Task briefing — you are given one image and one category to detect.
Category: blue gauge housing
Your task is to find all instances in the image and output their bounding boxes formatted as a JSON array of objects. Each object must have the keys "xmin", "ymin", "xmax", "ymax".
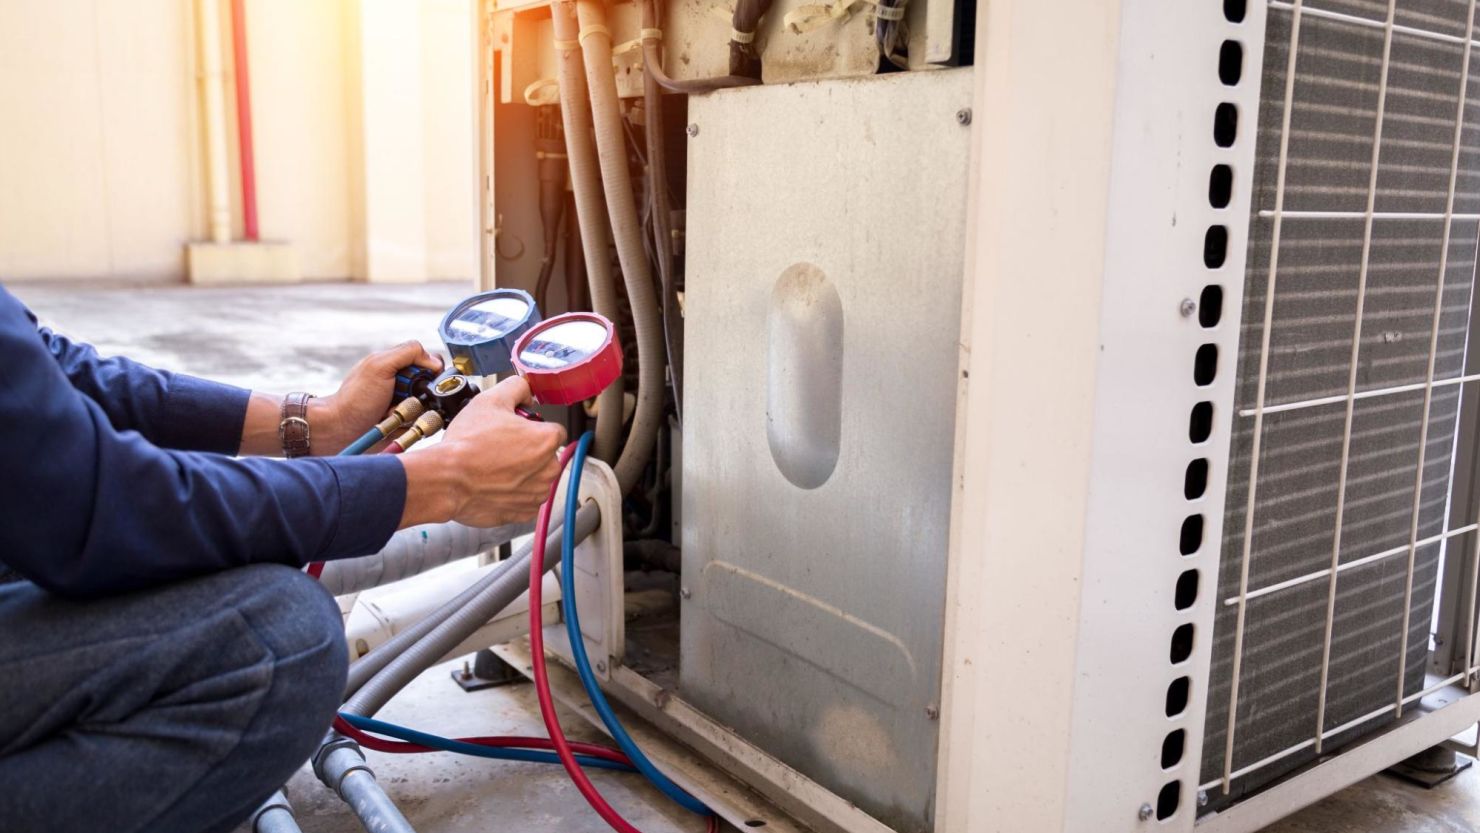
[{"xmin": 437, "ymin": 288, "xmax": 542, "ymax": 377}]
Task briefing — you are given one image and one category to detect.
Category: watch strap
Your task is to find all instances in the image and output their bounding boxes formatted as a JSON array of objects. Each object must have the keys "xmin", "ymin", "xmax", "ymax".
[{"xmin": 279, "ymin": 392, "xmax": 315, "ymax": 458}]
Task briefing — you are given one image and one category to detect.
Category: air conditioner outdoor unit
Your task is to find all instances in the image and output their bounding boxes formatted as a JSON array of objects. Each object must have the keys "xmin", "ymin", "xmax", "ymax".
[{"xmin": 480, "ymin": 1, "xmax": 1480, "ymax": 831}]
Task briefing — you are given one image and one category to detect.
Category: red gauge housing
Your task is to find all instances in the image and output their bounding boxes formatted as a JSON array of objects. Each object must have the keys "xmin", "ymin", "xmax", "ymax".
[{"xmin": 511, "ymin": 312, "xmax": 623, "ymax": 405}]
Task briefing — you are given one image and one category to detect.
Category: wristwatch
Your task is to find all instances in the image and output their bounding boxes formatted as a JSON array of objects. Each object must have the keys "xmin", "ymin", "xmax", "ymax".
[{"xmin": 279, "ymin": 392, "xmax": 315, "ymax": 458}]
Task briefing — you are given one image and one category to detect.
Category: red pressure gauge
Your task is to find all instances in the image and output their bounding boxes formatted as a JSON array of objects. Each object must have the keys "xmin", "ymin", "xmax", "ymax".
[{"xmin": 511, "ymin": 312, "xmax": 623, "ymax": 406}]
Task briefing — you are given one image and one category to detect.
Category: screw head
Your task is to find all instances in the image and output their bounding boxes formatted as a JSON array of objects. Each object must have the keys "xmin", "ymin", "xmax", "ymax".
[
  {"xmin": 680, "ymin": 586, "xmax": 692, "ymax": 599},
  {"xmin": 596, "ymin": 660, "xmax": 607, "ymax": 673},
  {"xmin": 925, "ymin": 705, "xmax": 940, "ymax": 720},
  {"xmin": 1197, "ymin": 790, "xmax": 1209, "ymax": 808},
  {"xmin": 686, "ymin": 123, "xmax": 700, "ymax": 137},
  {"xmin": 1138, "ymin": 803, "xmax": 1154, "ymax": 821},
  {"xmin": 1180, "ymin": 298, "xmax": 1198, "ymax": 317},
  {"xmin": 956, "ymin": 108, "xmax": 973, "ymax": 126}
]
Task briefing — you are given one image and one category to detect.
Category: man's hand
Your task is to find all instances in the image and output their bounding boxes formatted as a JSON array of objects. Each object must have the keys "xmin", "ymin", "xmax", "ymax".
[
  {"xmin": 398, "ymin": 377, "xmax": 567, "ymax": 528},
  {"xmin": 310, "ymin": 341, "xmax": 443, "ymax": 455}
]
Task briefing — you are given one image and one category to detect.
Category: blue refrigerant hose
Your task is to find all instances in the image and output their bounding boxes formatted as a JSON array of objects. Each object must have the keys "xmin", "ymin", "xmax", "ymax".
[
  {"xmin": 339, "ymin": 426, "xmax": 384, "ymax": 456},
  {"xmin": 561, "ymin": 430, "xmax": 711, "ymax": 816},
  {"xmin": 336, "ymin": 712, "xmax": 636, "ymax": 772}
]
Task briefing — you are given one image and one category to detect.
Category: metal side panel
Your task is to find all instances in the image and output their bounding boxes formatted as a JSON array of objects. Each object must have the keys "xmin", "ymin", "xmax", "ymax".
[{"xmin": 680, "ymin": 68, "xmax": 974, "ymax": 833}]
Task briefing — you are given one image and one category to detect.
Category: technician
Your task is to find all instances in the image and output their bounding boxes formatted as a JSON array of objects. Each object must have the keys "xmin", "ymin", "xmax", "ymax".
[{"xmin": 0, "ymin": 285, "xmax": 566, "ymax": 833}]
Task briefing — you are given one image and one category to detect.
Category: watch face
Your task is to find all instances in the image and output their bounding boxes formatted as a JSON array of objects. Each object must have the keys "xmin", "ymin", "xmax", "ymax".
[
  {"xmin": 517, "ymin": 319, "xmax": 609, "ymax": 369},
  {"xmin": 444, "ymin": 295, "xmax": 532, "ymax": 345}
]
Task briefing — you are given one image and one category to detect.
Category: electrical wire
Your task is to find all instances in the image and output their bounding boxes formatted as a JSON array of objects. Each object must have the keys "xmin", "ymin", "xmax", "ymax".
[
  {"xmin": 561, "ymin": 432, "xmax": 707, "ymax": 815},
  {"xmin": 874, "ymin": 0, "xmax": 910, "ymax": 69},
  {"xmin": 639, "ymin": 0, "xmax": 759, "ymax": 95},
  {"xmin": 334, "ymin": 713, "xmax": 635, "ymax": 772}
]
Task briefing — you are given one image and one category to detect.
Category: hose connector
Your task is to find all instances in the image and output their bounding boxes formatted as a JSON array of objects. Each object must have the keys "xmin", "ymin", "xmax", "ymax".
[
  {"xmin": 376, "ymin": 397, "xmax": 425, "ymax": 436},
  {"xmin": 391, "ymin": 410, "xmax": 445, "ymax": 453},
  {"xmin": 432, "ymin": 374, "xmax": 479, "ymax": 423}
]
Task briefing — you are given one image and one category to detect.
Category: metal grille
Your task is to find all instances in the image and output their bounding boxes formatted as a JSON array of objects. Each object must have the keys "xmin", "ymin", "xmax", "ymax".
[{"xmin": 1200, "ymin": 0, "xmax": 1480, "ymax": 807}]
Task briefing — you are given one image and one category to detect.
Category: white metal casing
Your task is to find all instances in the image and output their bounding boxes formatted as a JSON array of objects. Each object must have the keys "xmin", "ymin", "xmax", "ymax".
[{"xmin": 934, "ymin": 1, "xmax": 1263, "ymax": 830}]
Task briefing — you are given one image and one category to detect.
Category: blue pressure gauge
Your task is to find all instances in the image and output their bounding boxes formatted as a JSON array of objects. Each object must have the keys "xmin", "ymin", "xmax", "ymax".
[{"xmin": 437, "ymin": 288, "xmax": 541, "ymax": 377}]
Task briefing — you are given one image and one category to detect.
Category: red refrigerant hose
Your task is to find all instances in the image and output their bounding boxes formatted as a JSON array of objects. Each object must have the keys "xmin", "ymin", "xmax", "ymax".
[{"xmin": 527, "ymin": 444, "xmax": 653, "ymax": 833}]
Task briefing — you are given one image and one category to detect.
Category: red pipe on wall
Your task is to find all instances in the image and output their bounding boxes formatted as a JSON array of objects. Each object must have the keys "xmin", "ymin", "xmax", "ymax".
[{"xmin": 229, "ymin": 0, "xmax": 259, "ymax": 242}]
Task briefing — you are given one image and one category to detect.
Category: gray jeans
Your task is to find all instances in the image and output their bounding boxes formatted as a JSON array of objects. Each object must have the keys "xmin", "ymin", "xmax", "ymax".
[{"xmin": 0, "ymin": 564, "xmax": 347, "ymax": 833}]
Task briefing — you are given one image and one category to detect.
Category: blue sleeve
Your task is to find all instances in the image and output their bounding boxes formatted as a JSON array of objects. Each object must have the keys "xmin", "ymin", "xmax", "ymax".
[
  {"xmin": 0, "ymin": 289, "xmax": 407, "ymax": 599},
  {"xmin": 27, "ymin": 305, "xmax": 251, "ymax": 455}
]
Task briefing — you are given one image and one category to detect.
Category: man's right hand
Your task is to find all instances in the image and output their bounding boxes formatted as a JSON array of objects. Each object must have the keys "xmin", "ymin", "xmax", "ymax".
[{"xmin": 397, "ymin": 376, "xmax": 567, "ymax": 528}]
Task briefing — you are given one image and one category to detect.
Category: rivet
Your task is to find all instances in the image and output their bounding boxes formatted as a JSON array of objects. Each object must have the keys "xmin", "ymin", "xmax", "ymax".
[
  {"xmin": 956, "ymin": 108, "xmax": 972, "ymax": 125},
  {"xmin": 681, "ymin": 586, "xmax": 693, "ymax": 599},
  {"xmin": 925, "ymin": 705, "xmax": 940, "ymax": 720},
  {"xmin": 686, "ymin": 123, "xmax": 700, "ymax": 137},
  {"xmin": 1181, "ymin": 298, "xmax": 1198, "ymax": 317},
  {"xmin": 1138, "ymin": 803, "xmax": 1154, "ymax": 821}
]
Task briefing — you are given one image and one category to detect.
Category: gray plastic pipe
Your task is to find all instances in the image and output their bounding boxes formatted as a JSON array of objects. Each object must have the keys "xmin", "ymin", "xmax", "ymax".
[
  {"xmin": 342, "ymin": 503, "xmax": 602, "ymax": 717},
  {"xmin": 574, "ymin": 0, "xmax": 666, "ymax": 495},
  {"xmin": 250, "ymin": 791, "xmax": 301, "ymax": 833},
  {"xmin": 315, "ymin": 742, "xmax": 416, "ymax": 833},
  {"xmin": 316, "ymin": 520, "xmax": 530, "ymax": 597},
  {"xmin": 551, "ymin": 1, "xmax": 625, "ymax": 465},
  {"xmin": 341, "ymin": 525, "xmax": 549, "ymax": 699}
]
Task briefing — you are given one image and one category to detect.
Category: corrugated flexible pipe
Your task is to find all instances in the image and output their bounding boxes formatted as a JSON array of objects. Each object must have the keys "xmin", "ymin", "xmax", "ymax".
[
  {"xmin": 315, "ymin": 520, "xmax": 531, "ymax": 597},
  {"xmin": 341, "ymin": 524, "xmax": 551, "ymax": 699},
  {"xmin": 573, "ymin": 0, "xmax": 667, "ymax": 495},
  {"xmin": 341, "ymin": 503, "xmax": 602, "ymax": 717},
  {"xmin": 552, "ymin": 2, "xmax": 625, "ymax": 465}
]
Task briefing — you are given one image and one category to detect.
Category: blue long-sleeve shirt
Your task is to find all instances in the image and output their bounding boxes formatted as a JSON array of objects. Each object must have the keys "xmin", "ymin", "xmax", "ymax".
[{"xmin": 0, "ymin": 286, "xmax": 406, "ymax": 598}]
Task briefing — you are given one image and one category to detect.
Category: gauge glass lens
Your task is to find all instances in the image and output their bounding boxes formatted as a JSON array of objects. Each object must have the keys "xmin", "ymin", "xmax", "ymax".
[
  {"xmin": 446, "ymin": 296, "xmax": 530, "ymax": 344},
  {"xmin": 519, "ymin": 320, "xmax": 607, "ymax": 369}
]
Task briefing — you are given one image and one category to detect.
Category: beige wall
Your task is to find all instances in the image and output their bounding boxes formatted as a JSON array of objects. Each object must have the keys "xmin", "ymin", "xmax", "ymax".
[
  {"xmin": 0, "ymin": 0, "xmax": 477, "ymax": 283},
  {"xmin": 0, "ymin": 1, "xmax": 197, "ymax": 280}
]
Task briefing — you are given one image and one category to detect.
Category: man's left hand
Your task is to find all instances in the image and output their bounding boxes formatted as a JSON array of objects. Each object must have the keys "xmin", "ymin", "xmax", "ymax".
[{"xmin": 310, "ymin": 341, "xmax": 443, "ymax": 455}]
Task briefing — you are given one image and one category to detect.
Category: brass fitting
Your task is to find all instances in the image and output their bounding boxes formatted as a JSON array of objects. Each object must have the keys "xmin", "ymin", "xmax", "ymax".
[
  {"xmin": 394, "ymin": 410, "xmax": 445, "ymax": 452},
  {"xmin": 376, "ymin": 397, "xmax": 426, "ymax": 436}
]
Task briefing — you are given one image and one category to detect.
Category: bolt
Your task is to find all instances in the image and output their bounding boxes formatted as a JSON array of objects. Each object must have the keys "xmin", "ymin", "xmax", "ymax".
[
  {"xmin": 686, "ymin": 123, "xmax": 700, "ymax": 137},
  {"xmin": 1180, "ymin": 298, "xmax": 1198, "ymax": 317},
  {"xmin": 1198, "ymin": 790, "xmax": 1209, "ymax": 808},
  {"xmin": 460, "ymin": 660, "xmax": 473, "ymax": 681},
  {"xmin": 681, "ymin": 586, "xmax": 692, "ymax": 599},
  {"xmin": 1138, "ymin": 803, "xmax": 1155, "ymax": 821},
  {"xmin": 925, "ymin": 705, "xmax": 940, "ymax": 720},
  {"xmin": 956, "ymin": 108, "xmax": 973, "ymax": 126}
]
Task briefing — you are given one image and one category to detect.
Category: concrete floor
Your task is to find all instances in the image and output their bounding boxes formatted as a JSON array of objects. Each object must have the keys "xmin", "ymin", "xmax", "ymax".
[{"xmin": 10, "ymin": 278, "xmax": 1480, "ymax": 833}]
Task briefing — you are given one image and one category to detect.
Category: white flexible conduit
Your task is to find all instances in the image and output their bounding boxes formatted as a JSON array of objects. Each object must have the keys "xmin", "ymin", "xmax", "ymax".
[
  {"xmin": 551, "ymin": 1, "xmax": 626, "ymax": 465},
  {"xmin": 571, "ymin": 0, "xmax": 666, "ymax": 494},
  {"xmin": 314, "ymin": 520, "xmax": 530, "ymax": 597}
]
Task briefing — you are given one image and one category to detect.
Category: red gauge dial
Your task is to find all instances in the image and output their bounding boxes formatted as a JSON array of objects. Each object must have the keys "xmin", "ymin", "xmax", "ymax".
[{"xmin": 511, "ymin": 312, "xmax": 623, "ymax": 406}]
